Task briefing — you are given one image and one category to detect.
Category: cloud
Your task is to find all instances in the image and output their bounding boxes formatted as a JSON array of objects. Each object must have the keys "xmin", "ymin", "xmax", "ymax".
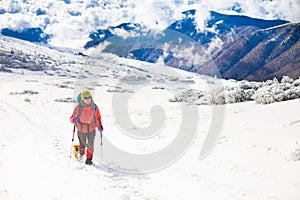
[
  {"xmin": 0, "ymin": 0, "xmax": 299, "ymax": 48},
  {"xmin": 192, "ymin": 4, "xmax": 211, "ymax": 33},
  {"xmin": 0, "ymin": 13, "xmax": 31, "ymax": 31},
  {"xmin": 161, "ymin": 35, "xmax": 223, "ymax": 67},
  {"xmin": 199, "ymin": 0, "xmax": 300, "ymax": 22},
  {"xmin": 110, "ymin": 28, "xmax": 141, "ymax": 39},
  {"xmin": 44, "ymin": 19, "xmax": 92, "ymax": 48},
  {"xmin": 4, "ymin": 0, "xmax": 22, "ymax": 14}
]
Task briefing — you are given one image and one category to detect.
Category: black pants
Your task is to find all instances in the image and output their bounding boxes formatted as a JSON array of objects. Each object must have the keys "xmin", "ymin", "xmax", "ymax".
[{"xmin": 77, "ymin": 130, "xmax": 95, "ymax": 159}]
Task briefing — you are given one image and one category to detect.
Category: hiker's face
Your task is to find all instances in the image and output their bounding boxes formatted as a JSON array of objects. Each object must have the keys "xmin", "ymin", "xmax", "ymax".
[{"xmin": 83, "ymin": 96, "xmax": 92, "ymax": 104}]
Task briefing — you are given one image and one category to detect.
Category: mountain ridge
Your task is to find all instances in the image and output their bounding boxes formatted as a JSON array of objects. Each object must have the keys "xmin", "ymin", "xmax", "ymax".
[
  {"xmin": 81, "ymin": 10, "xmax": 298, "ymax": 81},
  {"xmin": 1, "ymin": 10, "xmax": 298, "ymax": 81},
  {"xmin": 201, "ymin": 21, "xmax": 300, "ymax": 81}
]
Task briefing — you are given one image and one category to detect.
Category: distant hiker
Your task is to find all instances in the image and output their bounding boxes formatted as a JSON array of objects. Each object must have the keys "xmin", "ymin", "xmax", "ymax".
[{"xmin": 70, "ymin": 90, "xmax": 103, "ymax": 165}]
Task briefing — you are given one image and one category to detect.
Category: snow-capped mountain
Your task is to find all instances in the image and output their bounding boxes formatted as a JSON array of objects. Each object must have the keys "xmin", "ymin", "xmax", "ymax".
[
  {"xmin": 1, "ymin": 0, "xmax": 299, "ymax": 82},
  {"xmin": 84, "ymin": 10, "xmax": 288, "ymax": 48},
  {"xmin": 79, "ymin": 11, "xmax": 299, "ymax": 82},
  {"xmin": 81, "ymin": 10, "xmax": 300, "ymax": 82}
]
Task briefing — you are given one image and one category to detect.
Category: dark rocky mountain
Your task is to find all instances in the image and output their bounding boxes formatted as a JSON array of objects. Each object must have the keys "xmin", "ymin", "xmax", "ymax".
[
  {"xmin": 83, "ymin": 10, "xmax": 298, "ymax": 81},
  {"xmin": 200, "ymin": 22, "xmax": 300, "ymax": 81},
  {"xmin": 84, "ymin": 23, "xmax": 141, "ymax": 49},
  {"xmin": 168, "ymin": 10, "xmax": 288, "ymax": 44}
]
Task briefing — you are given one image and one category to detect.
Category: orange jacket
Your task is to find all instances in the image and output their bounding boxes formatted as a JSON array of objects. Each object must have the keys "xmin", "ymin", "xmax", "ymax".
[{"xmin": 70, "ymin": 101, "xmax": 102, "ymax": 133}]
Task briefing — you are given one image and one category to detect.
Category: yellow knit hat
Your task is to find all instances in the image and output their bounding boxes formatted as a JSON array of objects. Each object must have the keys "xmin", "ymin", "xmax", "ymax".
[{"xmin": 81, "ymin": 90, "xmax": 92, "ymax": 99}]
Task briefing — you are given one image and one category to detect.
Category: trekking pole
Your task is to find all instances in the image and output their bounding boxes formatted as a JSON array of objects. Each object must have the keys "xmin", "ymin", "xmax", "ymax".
[
  {"xmin": 100, "ymin": 130, "xmax": 103, "ymax": 145},
  {"xmin": 68, "ymin": 124, "xmax": 76, "ymax": 167},
  {"xmin": 100, "ymin": 129, "xmax": 103, "ymax": 160}
]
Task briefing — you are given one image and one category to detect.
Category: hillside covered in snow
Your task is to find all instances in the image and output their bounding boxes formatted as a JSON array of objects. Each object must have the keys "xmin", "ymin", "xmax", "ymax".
[{"xmin": 0, "ymin": 32, "xmax": 300, "ymax": 200}]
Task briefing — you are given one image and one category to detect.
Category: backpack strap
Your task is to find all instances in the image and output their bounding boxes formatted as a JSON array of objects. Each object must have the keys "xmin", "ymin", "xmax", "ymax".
[
  {"xmin": 76, "ymin": 103, "xmax": 83, "ymax": 131},
  {"xmin": 76, "ymin": 103, "xmax": 83, "ymax": 119},
  {"xmin": 92, "ymin": 103, "xmax": 97, "ymax": 123}
]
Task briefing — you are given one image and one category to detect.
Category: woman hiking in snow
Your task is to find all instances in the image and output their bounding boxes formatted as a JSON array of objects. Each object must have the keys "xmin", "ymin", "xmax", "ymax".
[{"xmin": 70, "ymin": 90, "xmax": 103, "ymax": 165}]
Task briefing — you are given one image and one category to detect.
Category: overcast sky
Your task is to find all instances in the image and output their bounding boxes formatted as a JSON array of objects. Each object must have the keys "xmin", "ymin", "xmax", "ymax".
[{"xmin": 0, "ymin": 0, "xmax": 299, "ymax": 48}]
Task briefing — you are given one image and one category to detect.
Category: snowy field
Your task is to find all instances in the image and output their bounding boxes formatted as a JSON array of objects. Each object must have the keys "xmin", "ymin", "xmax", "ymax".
[{"xmin": 0, "ymin": 36, "xmax": 300, "ymax": 200}]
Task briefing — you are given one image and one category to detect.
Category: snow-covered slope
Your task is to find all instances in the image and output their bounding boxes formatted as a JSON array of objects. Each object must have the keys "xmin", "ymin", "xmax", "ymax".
[{"xmin": 0, "ymin": 35, "xmax": 300, "ymax": 200}]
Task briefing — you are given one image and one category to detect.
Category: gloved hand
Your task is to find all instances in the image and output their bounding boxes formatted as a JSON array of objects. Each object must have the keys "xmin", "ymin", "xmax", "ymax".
[
  {"xmin": 72, "ymin": 117, "xmax": 78, "ymax": 123},
  {"xmin": 98, "ymin": 125, "xmax": 104, "ymax": 132}
]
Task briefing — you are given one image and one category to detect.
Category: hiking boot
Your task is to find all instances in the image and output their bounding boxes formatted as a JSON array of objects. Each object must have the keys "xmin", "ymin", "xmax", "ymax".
[{"xmin": 85, "ymin": 159, "xmax": 93, "ymax": 165}]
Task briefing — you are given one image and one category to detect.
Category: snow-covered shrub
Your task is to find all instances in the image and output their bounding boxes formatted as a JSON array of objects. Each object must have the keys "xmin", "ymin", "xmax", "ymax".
[
  {"xmin": 283, "ymin": 88, "xmax": 298, "ymax": 100},
  {"xmin": 263, "ymin": 79, "xmax": 274, "ymax": 86},
  {"xmin": 272, "ymin": 77, "xmax": 280, "ymax": 84},
  {"xmin": 169, "ymin": 97, "xmax": 180, "ymax": 102},
  {"xmin": 281, "ymin": 82, "xmax": 292, "ymax": 90},
  {"xmin": 24, "ymin": 98, "xmax": 31, "ymax": 103},
  {"xmin": 0, "ymin": 65, "xmax": 13, "ymax": 73},
  {"xmin": 294, "ymin": 87, "xmax": 300, "ymax": 97},
  {"xmin": 236, "ymin": 81, "xmax": 262, "ymax": 102},
  {"xmin": 239, "ymin": 80, "xmax": 262, "ymax": 90},
  {"xmin": 291, "ymin": 149, "xmax": 300, "ymax": 161},
  {"xmin": 54, "ymin": 97, "xmax": 75, "ymax": 103},
  {"xmin": 289, "ymin": 143, "xmax": 300, "ymax": 161},
  {"xmin": 196, "ymin": 95, "xmax": 211, "ymax": 105},
  {"xmin": 211, "ymin": 88, "xmax": 225, "ymax": 105},
  {"xmin": 107, "ymin": 88, "xmax": 130, "ymax": 93},
  {"xmin": 293, "ymin": 78, "xmax": 300, "ymax": 87},
  {"xmin": 252, "ymin": 76, "xmax": 300, "ymax": 104},
  {"xmin": 169, "ymin": 76, "xmax": 179, "ymax": 82},
  {"xmin": 224, "ymin": 88, "xmax": 235, "ymax": 104},
  {"xmin": 239, "ymin": 81, "xmax": 252, "ymax": 90},
  {"xmin": 243, "ymin": 89, "xmax": 256, "ymax": 100},
  {"xmin": 254, "ymin": 89, "xmax": 275, "ymax": 104},
  {"xmin": 169, "ymin": 76, "xmax": 300, "ymax": 105},
  {"xmin": 270, "ymin": 85, "xmax": 284, "ymax": 102},
  {"xmin": 274, "ymin": 92, "xmax": 285, "ymax": 102},
  {"xmin": 281, "ymin": 76, "xmax": 294, "ymax": 84},
  {"xmin": 10, "ymin": 90, "xmax": 39, "ymax": 95},
  {"xmin": 169, "ymin": 95, "xmax": 184, "ymax": 102},
  {"xmin": 152, "ymin": 86, "xmax": 165, "ymax": 90},
  {"xmin": 224, "ymin": 87, "xmax": 244, "ymax": 104},
  {"xmin": 271, "ymin": 85, "xmax": 283, "ymax": 95}
]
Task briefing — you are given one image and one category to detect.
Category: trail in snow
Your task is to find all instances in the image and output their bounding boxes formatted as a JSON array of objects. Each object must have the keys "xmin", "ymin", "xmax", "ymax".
[
  {"xmin": 1, "ymin": 70, "xmax": 300, "ymax": 200},
  {"xmin": 0, "ymin": 73, "xmax": 154, "ymax": 200},
  {"xmin": 0, "ymin": 35, "xmax": 300, "ymax": 200}
]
